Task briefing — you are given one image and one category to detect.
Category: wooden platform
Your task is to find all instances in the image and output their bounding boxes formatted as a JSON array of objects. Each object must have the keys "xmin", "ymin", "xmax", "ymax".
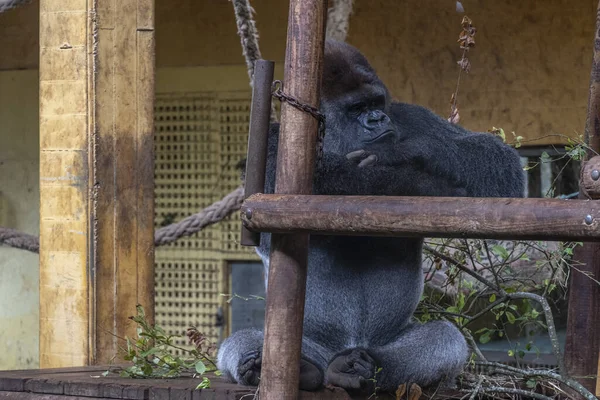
[{"xmin": 0, "ymin": 366, "xmax": 352, "ymax": 400}]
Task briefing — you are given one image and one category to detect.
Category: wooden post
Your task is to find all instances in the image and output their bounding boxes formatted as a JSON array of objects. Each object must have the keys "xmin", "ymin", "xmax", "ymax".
[
  {"xmin": 258, "ymin": 1, "xmax": 327, "ymax": 398},
  {"xmin": 241, "ymin": 60, "xmax": 275, "ymax": 247},
  {"xmin": 39, "ymin": 0, "xmax": 155, "ymax": 367},
  {"xmin": 564, "ymin": 1, "xmax": 600, "ymax": 394}
]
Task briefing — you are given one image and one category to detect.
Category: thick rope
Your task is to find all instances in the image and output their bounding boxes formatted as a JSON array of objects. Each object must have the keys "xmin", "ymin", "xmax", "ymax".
[
  {"xmin": 154, "ymin": 186, "xmax": 245, "ymax": 246},
  {"xmin": 231, "ymin": 0, "xmax": 262, "ymax": 87},
  {"xmin": 326, "ymin": 0, "xmax": 354, "ymax": 42},
  {"xmin": 0, "ymin": 0, "xmax": 30, "ymax": 13},
  {"xmin": 1, "ymin": 186, "xmax": 245, "ymax": 253},
  {"xmin": 231, "ymin": 0, "xmax": 278, "ymax": 122},
  {"xmin": 0, "ymin": 227, "xmax": 39, "ymax": 253}
]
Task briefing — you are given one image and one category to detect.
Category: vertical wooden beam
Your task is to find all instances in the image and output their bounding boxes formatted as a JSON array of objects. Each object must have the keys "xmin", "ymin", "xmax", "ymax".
[
  {"xmin": 565, "ymin": 1, "xmax": 600, "ymax": 395},
  {"xmin": 241, "ymin": 60, "xmax": 275, "ymax": 247},
  {"xmin": 39, "ymin": 0, "xmax": 155, "ymax": 367},
  {"xmin": 94, "ymin": 0, "xmax": 156, "ymax": 364},
  {"xmin": 39, "ymin": 0, "xmax": 94, "ymax": 369},
  {"xmin": 258, "ymin": 1, "xmax": 327, "ymax": 399}
]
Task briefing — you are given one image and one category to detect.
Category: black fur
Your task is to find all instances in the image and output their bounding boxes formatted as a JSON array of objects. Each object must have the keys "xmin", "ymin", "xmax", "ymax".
[{"xmin": 217, "ymin": 40, "xmax": 525, "ymax": 393}]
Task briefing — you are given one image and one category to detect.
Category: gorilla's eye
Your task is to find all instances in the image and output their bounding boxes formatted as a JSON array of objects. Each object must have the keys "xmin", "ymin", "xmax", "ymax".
[{"xmin": 349, "ymin": 102, "xmax": 365, "ymax": 114}]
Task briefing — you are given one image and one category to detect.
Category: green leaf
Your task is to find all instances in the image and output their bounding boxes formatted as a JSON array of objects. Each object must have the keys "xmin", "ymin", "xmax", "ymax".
[
  {"xmin": 195, "ymin": 361, "xmax": 207, "ymax": 375},
  {"xmin": 196, "ymin": 376, "xmax": 211, "ymax": 389},
  {"xmin": 142, "ymin": 363, "xmax": 153, "ymax": 376},
  {"xmin": 140, "ymin": 347, "xmax": 160, "ymax": 358},
  {"xmin": 492, "ymin": 245, "xmax": 509, "ymax": 260},
  {"xmin": 508, "ymin": 350, "xmax": 514, "ymax": 357},
  {"xmin": 479, "ymin": 332, "xmax": 491, "ymax": 344},
  {"xmin": 540, "ymin": 151, "xmax": 551, "ymax": 163},
  {"xmin": 101, "ymin": 370, "xmax": 109, "ymax": 377},
  {"xmin": 489, "ymin": 294, "xmax": 496, "ymax": 303},
  {"xmin": 506, "ymin": 311, "xmax": 516, "ymax": 324},
  {"xmin": 526, "ymin": 379, "xmax": 537, "ymax": 389}
]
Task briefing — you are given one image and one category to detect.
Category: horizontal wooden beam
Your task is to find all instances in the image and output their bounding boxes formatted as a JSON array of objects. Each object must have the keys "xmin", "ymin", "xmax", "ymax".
[{"xmin": 241, "ymin": 194, "xmax": 600, "ymax": 241}]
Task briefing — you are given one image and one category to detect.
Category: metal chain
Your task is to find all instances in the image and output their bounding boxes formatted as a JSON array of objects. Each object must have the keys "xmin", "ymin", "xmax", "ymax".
[{"xmin": 272, "ymin": 80, "xmax": 326, "ymax": 168}]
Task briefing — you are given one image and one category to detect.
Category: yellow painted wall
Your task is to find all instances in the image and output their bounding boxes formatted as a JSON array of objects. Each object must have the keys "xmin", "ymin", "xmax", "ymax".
[
  {"xmin": 0, "ymin": 70, "xmax": 40, "ymax": 369},
  {"xmin": 1, "ymin": 0, "xmax": 595, "ymax": 145}
]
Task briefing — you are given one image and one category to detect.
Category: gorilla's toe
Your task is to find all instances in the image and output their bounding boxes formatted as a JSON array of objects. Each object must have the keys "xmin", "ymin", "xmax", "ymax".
[
  {"xmin": 325, "ymin": 348, "xmax": 377, "ymax": 392},
  {"xmin": 238, "ymin": 350, "xmax": 262, "ymax": 386}
]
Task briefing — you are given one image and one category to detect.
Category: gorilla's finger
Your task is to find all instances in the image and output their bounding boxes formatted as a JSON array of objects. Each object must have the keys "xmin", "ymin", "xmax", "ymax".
[
  {"xmin": 351, "ymin": 362, "xmax": 373, "ymax": 379},
  {"xmin": 329, "ymin": 372, "xmax": 363, "ymax": 390},
  {"xmin": 357, "ymin": 349, "xmax": 376, "ymax": 365},
  {"xmin": 240, "ymin": 350, "xmax": 261, "ymax": 366},
  {"xmin": 346, "ymin": 150, "xmax": 367, "ymax": 161},
  {"xmin": 358, "ymin": 154, "xmax": 378, "ymax": 168}
]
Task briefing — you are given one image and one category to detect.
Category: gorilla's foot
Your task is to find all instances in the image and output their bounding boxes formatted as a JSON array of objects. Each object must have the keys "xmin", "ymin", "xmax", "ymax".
[
  {"xmin": 238, "ymin": 350, "xmax": 323, "ymax": 391},
  {"xmin": 238, "ymin": 350, "xmax": 262, "ymax": 386},
  {"xmin": 299, "ymin": 358, "xmax": 324, "ymax": 391},
  {"xmin": 325, "ymin": 348, "xmax": 377, "ymax": 392}
]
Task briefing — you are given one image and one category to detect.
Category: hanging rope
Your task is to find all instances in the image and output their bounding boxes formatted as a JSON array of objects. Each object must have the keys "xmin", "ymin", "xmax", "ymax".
[
  {"xmin": 231, "ymin": 0, "xmax": 278, "ymax": 122},
  {"xmin": 326, "ymin": 0, "xmax": 354, "ymax": 42},
  {"xmin": 231, "ymin": 0, "xmax": 262, "ymax": 87}
]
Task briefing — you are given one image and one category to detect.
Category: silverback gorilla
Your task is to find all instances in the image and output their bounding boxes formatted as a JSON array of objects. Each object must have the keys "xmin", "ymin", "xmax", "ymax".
[{"xmin": 218, "ymin": 40, "xmax": 525, "ymax": 393}]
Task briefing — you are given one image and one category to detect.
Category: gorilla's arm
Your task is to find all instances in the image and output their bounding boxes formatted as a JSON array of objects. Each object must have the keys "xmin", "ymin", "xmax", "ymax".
[
  {"xmin": 389, "ymin": 102, "xmax": 525, "ymax": 198},
  {"xmin": 264, "ymin": 123, "xmax": 468, "ymax": 198}
]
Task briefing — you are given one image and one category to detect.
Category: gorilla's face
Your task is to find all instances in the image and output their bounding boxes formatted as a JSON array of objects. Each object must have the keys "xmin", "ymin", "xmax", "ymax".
[
  {"xmin": 321, "ymin": 83, "xmax": 396, "ymax": 156},
  {"xmin": 320, "ymin": 40, "xmax": 398, "ymax": 157}
]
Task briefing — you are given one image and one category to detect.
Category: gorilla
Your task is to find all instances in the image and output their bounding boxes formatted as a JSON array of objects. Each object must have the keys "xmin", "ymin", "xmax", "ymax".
[{"xmin": 217, "ymin": 40, "xmax": 525, "ymax": 393}]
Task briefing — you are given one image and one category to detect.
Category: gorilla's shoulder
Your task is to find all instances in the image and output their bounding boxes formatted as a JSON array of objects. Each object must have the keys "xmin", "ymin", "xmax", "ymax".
[{"xmin": 390, "ymin": 102, "xmax": 469, "ymax": 137}]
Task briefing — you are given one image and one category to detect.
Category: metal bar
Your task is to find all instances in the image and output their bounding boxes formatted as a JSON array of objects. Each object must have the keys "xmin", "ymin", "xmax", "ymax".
[
  {"xmin": 242, "ymin": 194, "xmax": 600, "ymax": 242},
  {"xmin": 241, "ymin": 60, "xmax": 275, "ymax": 247},
  {"xmin": 258, "ymin": 0, "xmax": 327, "ymax": 398},
  {"xmin": 565, "ymin": 1, "xmax": 600, "ymax": 394}
]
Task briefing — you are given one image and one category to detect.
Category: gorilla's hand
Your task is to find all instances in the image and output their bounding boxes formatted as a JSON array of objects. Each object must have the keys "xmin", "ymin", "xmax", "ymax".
[
  {"xmin": 346, "ymin": 150, "xmax": 378, "ymax": 168},
  {"xmin": 238, "ymin": 350, "xmax": 323, "ymax": 391},
  {"xmin": 325, "ymin": 348, "xmax": 377, "ymax": 392}
]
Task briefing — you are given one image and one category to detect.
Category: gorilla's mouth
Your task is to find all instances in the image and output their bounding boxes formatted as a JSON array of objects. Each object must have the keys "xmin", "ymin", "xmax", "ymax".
[{"xmin": 365, "ymin": 130, "xmax": 394, "ymax": 143}]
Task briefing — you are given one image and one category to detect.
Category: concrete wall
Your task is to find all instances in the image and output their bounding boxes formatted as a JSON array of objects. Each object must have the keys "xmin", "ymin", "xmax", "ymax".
[{"xmin": 0, "ymin": 70, "xmax": 40, "ymax": 369}]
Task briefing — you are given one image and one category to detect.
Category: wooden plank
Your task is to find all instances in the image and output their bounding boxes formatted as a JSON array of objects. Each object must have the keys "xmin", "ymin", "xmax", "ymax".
[
  {"xmin": 242, "ymin": 194, "xmax": 600, "ymax": 241},
  {"xmin": 258, "ymin": 0, "xmax": 327, "ymax": 399},
  {"xmin": 39, "ymin": 0, "xmax": 155, "ymax": 368},
  {"xmin": 39, "ymin": 0, "xmax": 91, "ymax": 369},
  {"xmin": 0, "ymin": 394, "xmax": 105, "ymax": 400},
  {"xmin": 93, "ymin": 0, "xmax": 156, "ymax": 364}
]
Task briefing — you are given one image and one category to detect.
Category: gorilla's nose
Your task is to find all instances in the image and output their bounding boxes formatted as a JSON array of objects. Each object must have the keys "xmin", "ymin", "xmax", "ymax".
[{"xmin": 367, "ymin": 110, "xmax": 385, "ymax": 123}]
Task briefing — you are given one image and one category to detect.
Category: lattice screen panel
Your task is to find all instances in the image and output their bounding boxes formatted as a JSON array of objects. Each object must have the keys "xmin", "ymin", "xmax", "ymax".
[{"xmin": 154, "ymin": 92, "xmax": 259, "ymax": 353}]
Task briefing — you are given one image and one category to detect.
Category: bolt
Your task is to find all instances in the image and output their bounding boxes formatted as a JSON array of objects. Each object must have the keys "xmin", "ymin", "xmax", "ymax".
[
  {"xmin": 592, "ymin": 170, "xmax": 600, "ymax": 181},
  {"xmin": 585, "ymin": 214, "xmax": 593, "ymax": 225},
  {"xmin": 244, "ymin": 208, "xmax": 253, "ymax": 220}
]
